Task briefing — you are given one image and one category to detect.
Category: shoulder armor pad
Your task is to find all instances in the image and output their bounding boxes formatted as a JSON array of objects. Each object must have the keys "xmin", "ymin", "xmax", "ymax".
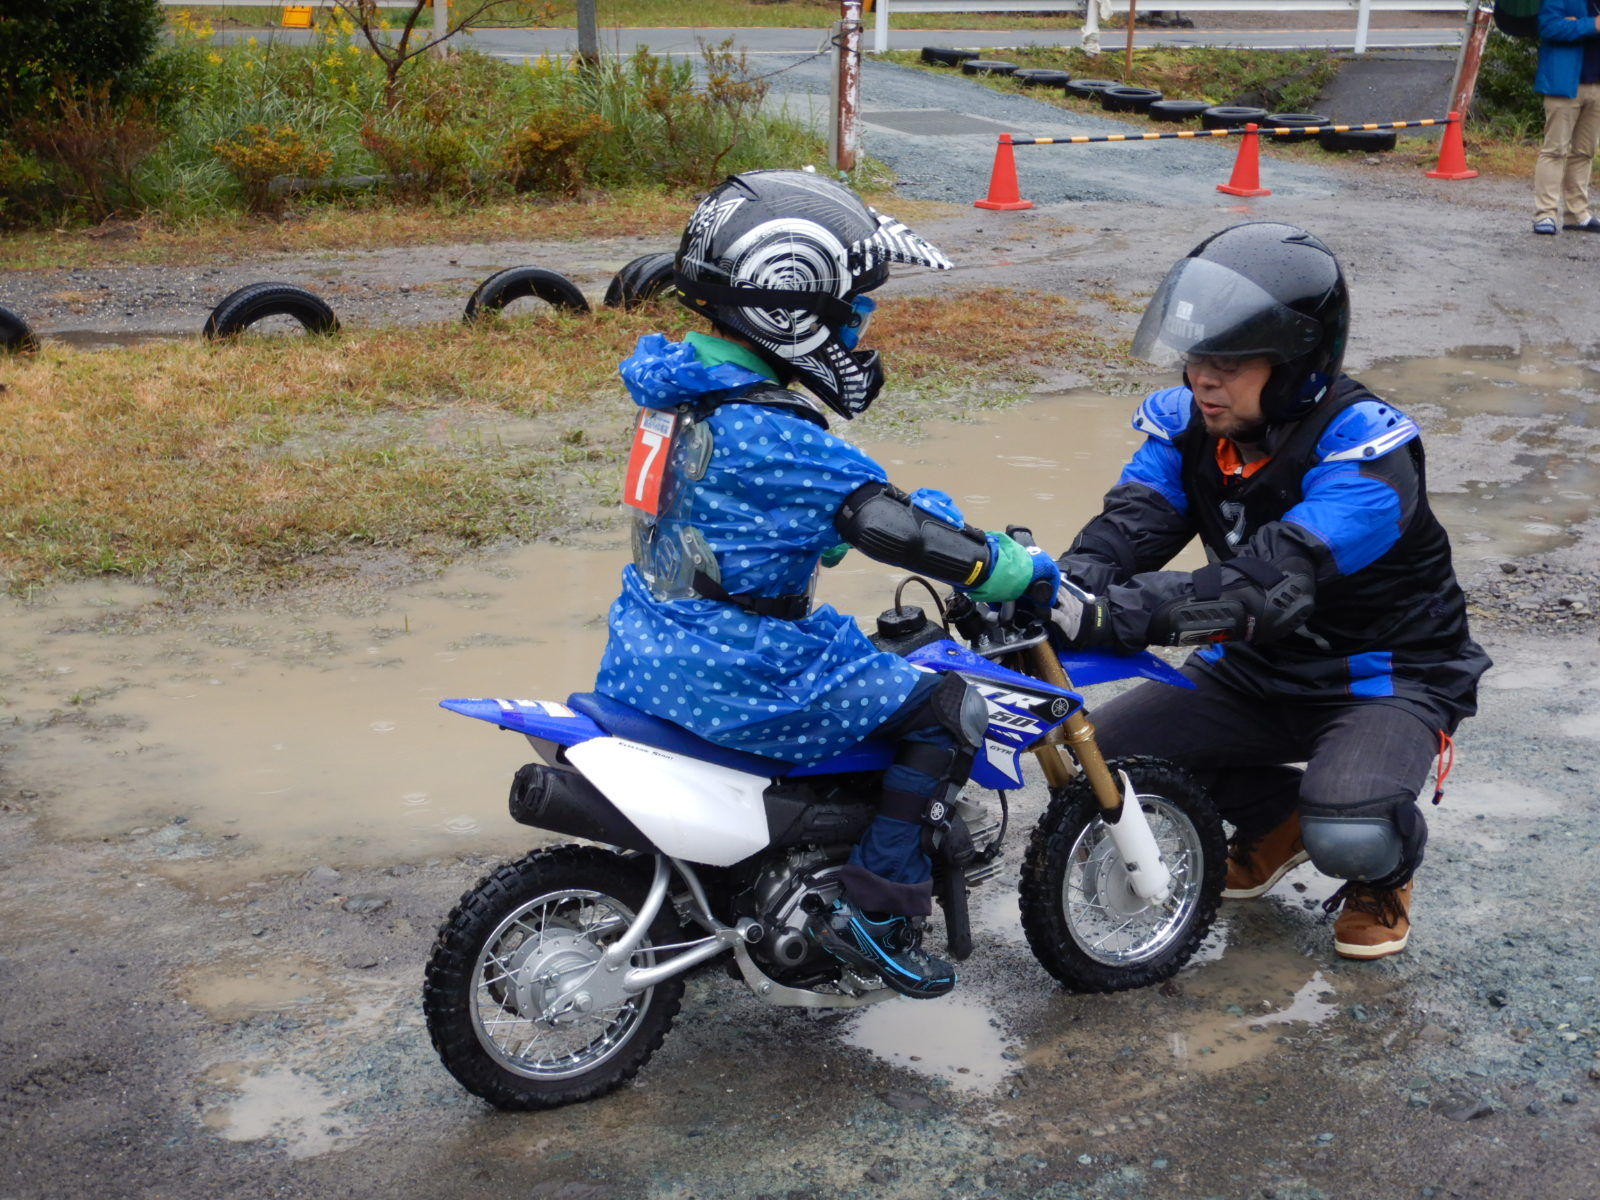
[
  {"xmin": 1131, "ymin": 387, "xmax": 1193, "ymax": 444},
  {"xmin": 1317, "ymin": 399, "xmax": 1419, "ymax": 464}
]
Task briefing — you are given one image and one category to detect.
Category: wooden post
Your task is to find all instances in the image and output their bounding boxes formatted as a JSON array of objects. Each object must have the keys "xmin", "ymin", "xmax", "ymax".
[
  {"xmin": 1124, "ymin": 0, "xmax": 1137, "ymax": 80},
  {"xmin": 831, "ymin": 1, "xmax": 862, "ymax": 172},
  {"xmin": 576, "ymin": 0, "xmax": 599, "ymax": 64},
  {"xmin": 1448, "ymin": 0, "xmax": 1494, "ymax": 119}
]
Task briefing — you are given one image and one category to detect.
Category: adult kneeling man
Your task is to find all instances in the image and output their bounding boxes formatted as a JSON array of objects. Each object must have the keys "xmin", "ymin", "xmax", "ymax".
[{"xmin": 1043, "ymin": 223, "xmax": 1490, "ymax": 960}]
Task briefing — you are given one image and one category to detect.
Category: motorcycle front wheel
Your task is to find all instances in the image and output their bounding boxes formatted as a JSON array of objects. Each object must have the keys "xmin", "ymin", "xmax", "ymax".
[
  {"xmin": 1020, "ymin": 756, "xmax": 1224, "ymax": 992},
  {"xmin": 424, "ymin": 845, "xmax": 685, "ymax": 1110}
]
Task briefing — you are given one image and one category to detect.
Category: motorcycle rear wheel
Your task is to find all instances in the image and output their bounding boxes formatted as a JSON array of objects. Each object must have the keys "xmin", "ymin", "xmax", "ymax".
[
  {"xmin": 1020, "ymin": 756, "xmax": 1224, "ymax": 992},
  {"xmin": 424, "ymin": 845, "xmax": 684, "ymax": 1109}
]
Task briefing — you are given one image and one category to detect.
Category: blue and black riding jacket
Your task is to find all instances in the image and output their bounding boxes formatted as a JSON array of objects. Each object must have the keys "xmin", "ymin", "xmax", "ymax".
[{"xmin": 1059, "ymin": 376, "xmax": 1491, "ymax": 734}]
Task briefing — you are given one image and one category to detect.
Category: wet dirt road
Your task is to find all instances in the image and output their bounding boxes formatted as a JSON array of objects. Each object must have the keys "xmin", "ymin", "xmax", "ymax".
[{"xmin": 4, "ymin": 337, "xmax": 1600, "ymax": 1199}]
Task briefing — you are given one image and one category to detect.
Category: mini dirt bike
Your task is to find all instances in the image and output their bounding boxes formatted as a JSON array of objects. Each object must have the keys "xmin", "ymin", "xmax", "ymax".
[{"xmin": 424, "ymin": 577, "xmax": 1225, "ymax": 1110}]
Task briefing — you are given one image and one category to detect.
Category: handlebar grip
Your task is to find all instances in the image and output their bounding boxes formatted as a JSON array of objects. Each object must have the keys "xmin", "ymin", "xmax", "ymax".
[{"xmin": 1005, "ymin": 524, "xmax": 1036, "ymax": 548}]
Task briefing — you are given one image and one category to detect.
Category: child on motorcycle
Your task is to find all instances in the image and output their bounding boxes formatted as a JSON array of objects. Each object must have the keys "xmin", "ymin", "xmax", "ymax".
[{"xmin": 595, "ymin": 170, "xmax": 1058, "ymax": 998}]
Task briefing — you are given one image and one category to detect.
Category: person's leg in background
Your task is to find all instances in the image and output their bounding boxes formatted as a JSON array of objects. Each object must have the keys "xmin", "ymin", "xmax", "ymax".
[
  {"xmin": 1560, "ymin": 82, "xmax": 1600, "ymax": 229},
  {"xmin": 1535, "ymin": 93, "xmax": 1582, "ymax": 233}
]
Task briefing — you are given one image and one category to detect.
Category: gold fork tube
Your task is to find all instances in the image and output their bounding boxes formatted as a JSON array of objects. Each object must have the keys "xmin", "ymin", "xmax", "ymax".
[{"xmin": 1019, "ymin": 643, "xmax": 1122, "ymax": 813}]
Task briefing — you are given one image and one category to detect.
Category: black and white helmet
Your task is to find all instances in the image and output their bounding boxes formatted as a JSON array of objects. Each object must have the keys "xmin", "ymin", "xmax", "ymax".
[{"xmin": 672, "ymin": 169, "xmax": 952, "ymax": 418}]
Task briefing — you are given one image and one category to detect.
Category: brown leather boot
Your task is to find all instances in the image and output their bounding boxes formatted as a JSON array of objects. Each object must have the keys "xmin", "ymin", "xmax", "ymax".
[
  {"xmin": 1330, "ymin": 880, "xmax": 1413, "ymax": 960},
  {"xmin": 1222, "ymin": 810, "xmax": 1309, "ymax": 899}
]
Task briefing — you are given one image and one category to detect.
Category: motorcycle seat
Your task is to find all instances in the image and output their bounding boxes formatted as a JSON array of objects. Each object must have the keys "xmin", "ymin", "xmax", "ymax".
[{"xmin": 566, "ymin": 692, "xmax": 797, "ymax": 778}]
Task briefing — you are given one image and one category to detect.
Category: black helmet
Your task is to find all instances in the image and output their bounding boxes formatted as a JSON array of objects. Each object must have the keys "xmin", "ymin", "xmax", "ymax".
[
  {"xmin": 1132, "ymin": 222, "xmax": 1349, "ymax": 423},
  {"xmin": 672, "ymin": 169, "xmax": 952, "ymax": 419}
]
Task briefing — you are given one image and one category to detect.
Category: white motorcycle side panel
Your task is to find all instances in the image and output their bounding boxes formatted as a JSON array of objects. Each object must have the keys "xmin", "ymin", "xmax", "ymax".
[{"xmin": 564, "ymin": 737, "xmax": 772, "ymax": 866}]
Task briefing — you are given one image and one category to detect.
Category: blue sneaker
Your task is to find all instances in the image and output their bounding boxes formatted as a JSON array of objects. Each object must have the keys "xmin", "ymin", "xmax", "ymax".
[
  {"xmin": 1533, "ymin": 217, "xmax": 1558, "ymax": 235},
  {"xmin": 813, "ymin": 901, "xmax": 956, "ymax": 999}
]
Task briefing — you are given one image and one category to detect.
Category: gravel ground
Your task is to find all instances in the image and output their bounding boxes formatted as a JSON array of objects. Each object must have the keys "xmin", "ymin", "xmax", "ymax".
[{"xmin": 4, "ymin": 54, "xmax": 1600, "ymax": 1200}]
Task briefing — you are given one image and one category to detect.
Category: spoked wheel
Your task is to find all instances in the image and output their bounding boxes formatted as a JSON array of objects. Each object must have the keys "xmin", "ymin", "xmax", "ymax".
[
  {"xmin": 424, "ymin": 845, "xmax": 684, "ymax": 1109},
  {"xmin": 1020, "ymin": 756, "xmax": 1224, "ymax": 992}
]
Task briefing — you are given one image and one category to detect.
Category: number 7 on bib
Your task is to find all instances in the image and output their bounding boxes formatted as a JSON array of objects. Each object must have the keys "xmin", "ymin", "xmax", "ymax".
[{"xmin": 623, "ymin": 409, "xmax": 677, "ymax": 515}]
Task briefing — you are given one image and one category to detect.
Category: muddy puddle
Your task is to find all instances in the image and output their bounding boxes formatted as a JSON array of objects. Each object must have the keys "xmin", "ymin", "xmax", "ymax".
[
  {"xmin": 0, "ymin": 346, "xmax": 1594, "ymax": 886},
  {"xmin": 1361, "ymin": 345, "xmax": 1600, "ymax": 563}
]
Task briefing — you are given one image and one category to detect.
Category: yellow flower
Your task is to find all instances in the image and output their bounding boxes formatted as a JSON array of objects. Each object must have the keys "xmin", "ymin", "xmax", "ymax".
[{"xmin": 247, "ymin": 35, "xmax": 259, "ymax": 46}]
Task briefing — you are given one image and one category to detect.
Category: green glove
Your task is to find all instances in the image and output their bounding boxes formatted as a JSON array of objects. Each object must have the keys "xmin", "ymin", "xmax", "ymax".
[
  {"xmin": 965, "ymin": 532, "xmax": 1033, "ymax": 602},
  {"xmin": 820, "ymin": 543, "xmax": 849, "ymax": 568}
]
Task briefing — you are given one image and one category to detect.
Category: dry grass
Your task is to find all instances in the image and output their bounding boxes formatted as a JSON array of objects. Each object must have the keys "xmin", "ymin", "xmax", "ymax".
[
  {"xmin": 0, "ymin": 190, "xmax": 958, "ymax": 272},
  {"xmin": 0, "ymin": 286, "xmax": 1122, "ymax": 592}
]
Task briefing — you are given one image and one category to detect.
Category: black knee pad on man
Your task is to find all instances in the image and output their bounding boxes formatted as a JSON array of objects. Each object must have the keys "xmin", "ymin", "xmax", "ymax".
[{"xmin": 1301, "ymin": 797, "xmax": 1427, "ymax": 887}]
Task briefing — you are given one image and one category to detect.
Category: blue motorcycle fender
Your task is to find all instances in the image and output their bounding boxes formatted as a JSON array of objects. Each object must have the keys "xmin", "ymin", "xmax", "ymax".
[
  {"xmin": 439, "ymin": 697, "xmax": 605, "ymax": 745},
  {"xmin": 1056, "ymin": 648, "xmax": 1196, "ymax": 689}
]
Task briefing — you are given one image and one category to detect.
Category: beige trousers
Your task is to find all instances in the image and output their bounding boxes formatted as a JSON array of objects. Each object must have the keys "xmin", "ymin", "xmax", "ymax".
[{"xmin": 1534, "ymin": 82, "xmax": 1600, "ymax": 223}]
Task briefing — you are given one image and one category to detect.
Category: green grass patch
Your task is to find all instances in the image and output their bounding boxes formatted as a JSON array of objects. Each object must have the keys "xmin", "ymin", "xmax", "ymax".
[
  {"xmin": 0, "ymin": 287, "xmax": 1128, "ymax": 593},
  {"xmin": 3, "ymin": 15, "xmax": 869, "ymax": 230},
  {"xmin": 883, "ymin": 44, "xmax": 1341, "ymax": 112}
]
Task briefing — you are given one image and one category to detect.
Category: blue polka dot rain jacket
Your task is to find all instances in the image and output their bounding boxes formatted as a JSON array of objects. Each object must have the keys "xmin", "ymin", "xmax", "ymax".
[{"xmin": 595, "ymin": 334, "xmax": 924, "ymax": 764}]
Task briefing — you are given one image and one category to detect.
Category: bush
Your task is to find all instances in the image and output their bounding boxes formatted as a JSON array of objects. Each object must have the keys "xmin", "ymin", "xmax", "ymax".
[
  {"xmin": 14, "ymin": 86, "xmax": 166, "ymax": 220},
  {"xmin": 501, "ymin": 111, "xmax": 613, "ymax": 194},
  {"xmin": 360, "ymin": 109, "xmax": 481, "ymax": 200},
  {"xmin": 0, "ymin": 0, "xmax": 166, "ymax": 125},
  {"xmin": 3, "ymin": 29, "xmax": 840, "ymax": 228},
  {"xmin": 213, "ymin": 125, "xmax": 335, "ymax": 214},
  {"xmin": 1473, "ymin": 30, "xmax": 1544, "ymax": 141}
]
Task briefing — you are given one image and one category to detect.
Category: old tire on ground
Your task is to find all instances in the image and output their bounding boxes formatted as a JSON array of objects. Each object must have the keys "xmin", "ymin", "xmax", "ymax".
[
  {"xmin": 1265, "ymin": 112, "xmax": 1330, "ymax": 141},
  {"xmin": 1201, "ymin": 105, "xmax": 1269, "ymax": 130},
  {"xmin": 1099, "ymin": 86, "xmax": 1164, "ymax": 114},
  {"xmin": 1017, "ymin": 68, "xmax": 1068, "ymax": 88},
  {"xmin": 962, "ymin": 59, "xmax": 1018, "ymax": 76},
  {"xmin": 1065, "ymin": 77, "xmax": 1118, "ymax": 99},
  {"xmin": 921, "ymin": 47, "xmax": 978, "ymax": 67},
  {"xmin": 602, "ymin": 252, "xmax": 678, "ymax": 311},
  {"xmin": 202, "ymin": 283, "xmax": 339, "ymax": 340},
  {"xmin": 1013, "ymin": 68, "xmax": 1072, "ymax": 89},
  {"xmin": 464, "ymin": 266, "xmax": 590, "ymax": 323},
  {"xmin": 424, "ymin": 845, "xmax": 686, "ymax": 1110},
  {"xmin": 1020, "ymin": 756, "xmax": 1224, "ymax": 993},
  {"xmin": 1147, "ymin": 99, "xmax": 1210, "ymax": 123},
  {"xmin": 1318, "ymin": 127, "xmax": 1398, "ymax": 153},
  {"xmin": 0, "ymin": 304, "xmax": 40, "ymax": 354}
]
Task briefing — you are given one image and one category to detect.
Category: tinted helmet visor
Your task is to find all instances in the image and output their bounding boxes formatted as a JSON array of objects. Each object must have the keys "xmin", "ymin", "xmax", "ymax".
[{"xmin": 1132, "ymin": 257, "xmax": 1323, "ymax": 369}]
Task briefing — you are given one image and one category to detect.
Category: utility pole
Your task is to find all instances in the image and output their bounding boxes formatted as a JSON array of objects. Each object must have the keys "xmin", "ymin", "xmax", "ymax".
[
  {"xmin": 1448, "ymin": 0, "xmax": 1495, "ymax": 119},
  {"xmin": 577, "ymin": 0, "xmax": 599, "ymax": 64},
  {"xmin": 830, "ymin": 0, "xmax": 862, "ymax": 172}
]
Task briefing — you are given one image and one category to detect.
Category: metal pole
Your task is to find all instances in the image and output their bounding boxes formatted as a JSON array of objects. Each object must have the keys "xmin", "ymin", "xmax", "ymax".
[
  {"xmin": 1354, "ymin": 0, "xmax": 1372, "ymax": 55},
  {"xmin": 576, "ymin": 0, "xmax": 599, "ymax": 64},
  {"xmin": 1125, "ymin": 0, "xmax": 1137, "ymax": 79},
  {"xmin": 1447, "ymin": 0, "xmax": 1494, "ymax": 119},
  {"xmin": 874, "ymin": 0, "xmax": 889, "ymax": 54},
  {"xmin": 831, "ymin": 1, "xmax": 862, "ymax": 172}
]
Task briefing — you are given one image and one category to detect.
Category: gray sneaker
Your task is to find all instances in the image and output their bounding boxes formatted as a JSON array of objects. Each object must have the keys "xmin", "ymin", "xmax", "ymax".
[{"xmin": 1533, "ymin": 218, "xmax": 1558, "ymax": 235}]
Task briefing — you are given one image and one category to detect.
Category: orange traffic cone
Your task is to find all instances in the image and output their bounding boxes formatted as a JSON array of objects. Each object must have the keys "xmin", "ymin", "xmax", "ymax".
[
  {"xmin": 1426, "ymin": 110, "xmax": 1478, "ymax": 181},
  {"xmin": 974, "ymin": 134, "xmax": 1034, "ymax": 211},
  {"xmin": 1217, "ymin": 123, "xmax": 1270, "ymax": 197}
]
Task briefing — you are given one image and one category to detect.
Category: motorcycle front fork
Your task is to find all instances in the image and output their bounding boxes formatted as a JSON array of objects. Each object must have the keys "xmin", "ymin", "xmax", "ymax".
[{"xmin": 1015, "ymin": 644, "xmax": 1175, "ymax": 904}]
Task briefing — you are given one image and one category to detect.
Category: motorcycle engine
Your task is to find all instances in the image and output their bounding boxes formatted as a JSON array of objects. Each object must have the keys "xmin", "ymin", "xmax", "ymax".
[{"xmin": 742, "ymin": 847, "xmax": 850, "ymax": 980}]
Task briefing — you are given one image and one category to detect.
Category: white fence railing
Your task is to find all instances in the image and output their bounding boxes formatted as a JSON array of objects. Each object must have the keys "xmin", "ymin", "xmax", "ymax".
[{"xmin": 871, "ymin": 0, "xmax": 1471, "ymax": 55}]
